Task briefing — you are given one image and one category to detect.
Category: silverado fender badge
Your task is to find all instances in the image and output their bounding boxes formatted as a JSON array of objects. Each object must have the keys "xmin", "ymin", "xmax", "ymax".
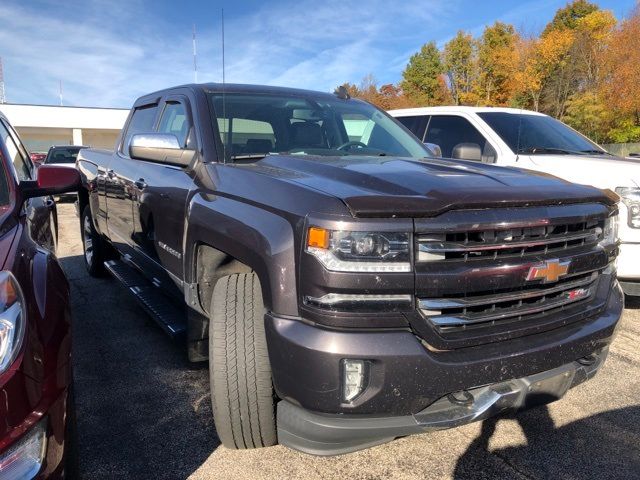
[
  {"xmin": 158, "ymin": 241, "xmax": 182, "ymax": 259},
  {"xmin": 526, "ymin": 259, "xmax": 570, "ymax": 283}
]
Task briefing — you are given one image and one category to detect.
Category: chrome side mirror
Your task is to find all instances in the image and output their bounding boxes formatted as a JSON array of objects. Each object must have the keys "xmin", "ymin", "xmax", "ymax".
[
  {"xmin": 129, "ymin": 133, "xmax": 195, "ymax": 167},
  {"xmin": 424, "ymin": 142, "xmax": 442, "ymax": 158}
]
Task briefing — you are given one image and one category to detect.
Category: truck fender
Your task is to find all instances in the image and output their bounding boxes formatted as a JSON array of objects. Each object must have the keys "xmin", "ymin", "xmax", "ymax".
[
  {"xmin": 76, "ymin": 157, "xmax": 105, "ymax": 236},
  {"xmin": 184, "ymin": 193, "xmax": 298, "ymax": 317}
]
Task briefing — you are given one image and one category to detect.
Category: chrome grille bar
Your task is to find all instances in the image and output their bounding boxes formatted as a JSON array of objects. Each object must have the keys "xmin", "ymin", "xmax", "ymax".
[
  {"xmin": 419, "ymin": 231, "xmax": 599, "ymax": 254},
  {"xmin": 417, "ymin": 220, "xmax": 603, "ymax": 262},
  {"xmin": 419, "ymin": 273, "xmax": 597, "ymax": 310},
  {"xmin": 420, "ymin": 273, "xmax": 598, "ymax": 328}
]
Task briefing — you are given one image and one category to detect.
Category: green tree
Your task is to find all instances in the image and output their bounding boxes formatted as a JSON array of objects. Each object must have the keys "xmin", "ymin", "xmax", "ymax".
[
  {"xmin": 564, "ymin": 90, "xmax": 610, "ymax": 142},
  {"xmin": 477, "ymin": 22, "xmax": 518, "ymax": 105},
  {"xmin": 443, "ymin": 31, "xmax": 478, "ymax": 105},
  {"xmin": 542, "ymin": 0, "xmax": 599, "ymax": 35},
  {"xmin": 401, "ymin": 41, "xmax": 448, "ymax": 106}
]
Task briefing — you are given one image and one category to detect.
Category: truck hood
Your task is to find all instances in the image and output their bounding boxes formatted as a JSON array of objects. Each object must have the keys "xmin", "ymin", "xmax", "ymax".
[
  {"xmin": 526, "ymin": 154, "xmax": 640, "ymax": 191},
  {"xmin": 256, "ymin": 155, "xmax": 617, "ymax": 218}
]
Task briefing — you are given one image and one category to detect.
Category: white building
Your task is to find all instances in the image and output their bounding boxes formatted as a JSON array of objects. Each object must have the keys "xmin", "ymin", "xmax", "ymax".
[{"xmin": 0, "ymin": 103, "xmax": 129, "ymax": 152}]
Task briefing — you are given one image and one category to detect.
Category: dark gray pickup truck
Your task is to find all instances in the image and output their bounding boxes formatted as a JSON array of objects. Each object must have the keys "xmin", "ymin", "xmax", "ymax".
[{"xmin": 76, "ymin": 83, "xmax": 623, "ymax": 456}]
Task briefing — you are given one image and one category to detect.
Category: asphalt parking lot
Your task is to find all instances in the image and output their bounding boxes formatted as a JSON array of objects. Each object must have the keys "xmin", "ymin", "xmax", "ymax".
[{"xmin": 55, "ymin": 202, "xmax": 640, "ymax": 480}]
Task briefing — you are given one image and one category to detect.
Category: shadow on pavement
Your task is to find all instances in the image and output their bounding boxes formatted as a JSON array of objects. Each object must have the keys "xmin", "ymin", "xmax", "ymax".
[
  {"xmin": 454, "ymin": 403, "xmax": 640, "ymax": 480},
  {"xmin": 59, "ymin": 253, "xmax": 219, "ymax": 479}
]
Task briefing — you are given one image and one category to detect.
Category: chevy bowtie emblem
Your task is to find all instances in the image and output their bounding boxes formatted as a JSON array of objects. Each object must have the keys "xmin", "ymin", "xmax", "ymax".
[{"xmin": 526, "ymin": 259, "xmax": 570, "ymax": 283}]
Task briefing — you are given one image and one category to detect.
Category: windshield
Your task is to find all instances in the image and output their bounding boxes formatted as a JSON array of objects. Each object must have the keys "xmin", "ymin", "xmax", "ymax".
[
  {"xmin": 208, "ymin": 92, "xmax": 430, "ymax": 161},
  {"xmin": 478, "ymin": 112, "xmax": 607, "ymax": 155},
  {"xmin": 45, "ymin": 147, "xmax": 84, "ymax": 164}
]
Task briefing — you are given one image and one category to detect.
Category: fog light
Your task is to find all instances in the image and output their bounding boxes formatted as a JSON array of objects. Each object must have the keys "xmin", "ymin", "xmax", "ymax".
[
  {"xmin": 342, "ymin": 359, "xmax": 365, "ymax": 403},
  {"xmin": 0, "ymin": 419, "xmax": 47, "ymax": 479}
]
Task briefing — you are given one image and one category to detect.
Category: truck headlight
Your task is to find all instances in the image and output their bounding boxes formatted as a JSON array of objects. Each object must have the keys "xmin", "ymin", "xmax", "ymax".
[
  {"xmin": 0, "ymin": 271, "xmax": 26, "ymax": 375},
  {"xmin": 599, "ymin": 214, "xmax": 618, "ymax": 247},
  {"xmin": 306, "ymin": 227, "xmax": 411, "ymax": 272},
  {"xmin": 615, "ymin": 187, "xmax": 640, "ymax": 228}
]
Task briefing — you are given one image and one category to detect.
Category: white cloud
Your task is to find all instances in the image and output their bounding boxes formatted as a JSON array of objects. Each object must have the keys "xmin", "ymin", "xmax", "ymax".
[{"xmin": 0, "ymin": 0, "xmax": 451, "ymax": 107}]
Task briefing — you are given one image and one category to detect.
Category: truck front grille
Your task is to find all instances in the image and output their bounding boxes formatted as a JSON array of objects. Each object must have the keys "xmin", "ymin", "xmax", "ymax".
[
  {"xmin": 417, "ymin": 220, "xmax": 604, "ymax": 262},
  {"xmin": 419, "ymin": 271, "xmax": 599, "ymax": 333}
]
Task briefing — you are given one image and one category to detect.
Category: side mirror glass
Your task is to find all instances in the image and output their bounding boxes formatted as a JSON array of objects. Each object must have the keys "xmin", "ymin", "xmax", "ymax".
[
  {"xmin": 21, "ymin": 165, "xmax": 80, "ymax": 200},
  {"xmin": 451, "ymin": 142, "xmax": 482, "ymax": 161},
  {"xmin": 424, "ymin": 142, "xmax": 442, "ymax": 158},
  {"xmin": 129, "ymin": 133, "xmax": 195, "ymax": 167}
]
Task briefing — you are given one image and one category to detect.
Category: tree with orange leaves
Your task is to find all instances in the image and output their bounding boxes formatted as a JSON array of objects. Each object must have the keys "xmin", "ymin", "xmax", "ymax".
[{"xmin": 604, "ymin": 8, "xmax": 640, "ymax": 121}]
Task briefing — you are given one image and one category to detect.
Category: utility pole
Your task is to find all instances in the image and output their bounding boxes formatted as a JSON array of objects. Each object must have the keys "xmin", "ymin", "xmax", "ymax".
[
  {"xmin": 0, "ymin": 58, "xmax": 6, "ymax": 104},
  {"xmin": 59, "ymin": 80, "xmax": 63, "ymax": 106},
  {"xmin": 193, "ymin": 24, "xmax": 198, "ymax": 83}
]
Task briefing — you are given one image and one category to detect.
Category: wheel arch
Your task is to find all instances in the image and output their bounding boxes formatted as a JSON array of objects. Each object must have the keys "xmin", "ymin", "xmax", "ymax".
[{"xmin": 184, "ymin": 194, "xmax": 299, "ymax": 317}]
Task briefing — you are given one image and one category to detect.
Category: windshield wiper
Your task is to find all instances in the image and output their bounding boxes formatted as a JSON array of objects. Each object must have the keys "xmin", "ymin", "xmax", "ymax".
[
  {"xmin": 579, "ymin": 149, "xmax": 613, "ymax": 156},
  {"xmin": 520, "ymin": 147, "xmax": 587, "ymax": 155},
  {"xmin": 229, "ymin": 153, "xmax": 270, "ymax": 161}
]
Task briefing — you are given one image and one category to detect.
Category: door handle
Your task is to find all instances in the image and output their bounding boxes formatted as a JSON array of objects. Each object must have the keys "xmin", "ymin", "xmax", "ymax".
[{"xmin": 135, "ymin": 178, "xmax": 147, "ymax": 190}]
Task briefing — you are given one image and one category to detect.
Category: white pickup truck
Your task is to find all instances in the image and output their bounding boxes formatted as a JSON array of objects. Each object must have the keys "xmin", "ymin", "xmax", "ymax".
[{"xmin": 389, "ymin": 106, "xmax": 640, "ymax": 296}]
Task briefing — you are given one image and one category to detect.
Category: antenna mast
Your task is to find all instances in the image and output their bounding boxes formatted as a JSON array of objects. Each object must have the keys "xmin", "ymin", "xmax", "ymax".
[
  {"xmin": 0, "ymin": 58, "xmax": 6, "ymax": 104},
  {"xmin": 192, "ymin": 24, "xmax": 198, "ymax": 83},
  {"xmin": 221, "ymin": 8, "xmax": 227, "ymax": 163}
]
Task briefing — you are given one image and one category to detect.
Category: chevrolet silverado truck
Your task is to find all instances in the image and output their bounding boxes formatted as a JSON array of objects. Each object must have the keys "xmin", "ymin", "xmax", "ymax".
[
  {"xmin": 76, "ymin": 84, "xmax": 623, "ymax": 456},
  {"xmin": 389, "ymin": 106, "xmax": 640, "ymax": 297}
]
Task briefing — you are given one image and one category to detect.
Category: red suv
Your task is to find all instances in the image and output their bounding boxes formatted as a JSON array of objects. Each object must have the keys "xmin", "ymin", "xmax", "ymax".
[{"xmin": 0, "ymin": 113, "xmax": 79, "ymax": 479}]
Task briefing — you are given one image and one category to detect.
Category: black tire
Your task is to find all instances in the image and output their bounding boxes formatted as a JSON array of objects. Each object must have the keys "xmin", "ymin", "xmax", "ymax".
[
  {"xmin": 209, "ymin": 273, "xmax": 277, "ymax": 449},
  {"xmin": 80, "ymin": 205, "xmax": 106, "ymax": 277}
]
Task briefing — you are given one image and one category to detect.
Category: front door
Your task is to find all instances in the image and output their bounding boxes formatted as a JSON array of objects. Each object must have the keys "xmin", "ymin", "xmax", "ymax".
[
  {"xmin": 105, "ymin": 103, "xmax": 159, "ymax": 257},
  {"xmin": 131, "ymin": 96, "xmax": 196, "ymax": 296},
  {"xmin": 0, "ymin": 119, "xmax": 57, "ymax": 251}
]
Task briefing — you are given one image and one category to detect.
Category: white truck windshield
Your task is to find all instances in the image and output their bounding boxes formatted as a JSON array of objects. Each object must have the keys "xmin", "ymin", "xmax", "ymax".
[{"xmin": 478, "ymin": 112, "xmax": 608, "ymax": 156}]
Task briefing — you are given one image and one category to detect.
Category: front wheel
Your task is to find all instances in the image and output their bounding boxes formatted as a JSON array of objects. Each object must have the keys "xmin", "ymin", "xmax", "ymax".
[
  {"xmin": 80, "ymin": 205, "xmax": 106, "ymax": 277},
  {"xmin": 209, "ymin": 273, "xmax": 277, "ymax": 449}
]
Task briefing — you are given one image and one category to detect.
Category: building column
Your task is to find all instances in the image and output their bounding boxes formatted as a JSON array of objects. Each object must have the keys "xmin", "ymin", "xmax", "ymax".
[{"xmin": 72, "ymin": 128, "xmax": 83, "ymax": 146}]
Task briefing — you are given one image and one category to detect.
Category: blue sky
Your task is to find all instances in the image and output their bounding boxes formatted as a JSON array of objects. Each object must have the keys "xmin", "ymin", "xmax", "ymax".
[{"xmin": 0, "ymin": 0, "xmax": 635, "ymax": 108}]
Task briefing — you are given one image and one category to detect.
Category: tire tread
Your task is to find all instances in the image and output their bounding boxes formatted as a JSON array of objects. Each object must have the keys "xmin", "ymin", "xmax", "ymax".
[{"xmin": 209, "ymin": 273, "xmax": 277, "ymax": 449}]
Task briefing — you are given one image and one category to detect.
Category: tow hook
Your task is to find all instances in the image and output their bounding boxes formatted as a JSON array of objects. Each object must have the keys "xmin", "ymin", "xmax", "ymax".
[
  {"xmin": 447, "ymin": 390, "xmax": 474, "ymax": 406},
  {"xmin": 577, "ymin": 352, "xmax": 599, "ymax": 366}
]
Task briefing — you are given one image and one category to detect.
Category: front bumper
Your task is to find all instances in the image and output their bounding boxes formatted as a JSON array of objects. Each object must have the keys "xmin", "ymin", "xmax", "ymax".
[
  {"xmin": 618, "ymin": 242, "xmax": 640, "ymax": 295},
  {"xmin": 266, "ymin": 281, "xmax": 623, "ymax": 455},
  {"xmin": 0, "ymin": 370, "xmax": 71, "ymax": 480},
  {"xmin": 277, "ymin": 350, "xmax": 607, "ymax": 456}
]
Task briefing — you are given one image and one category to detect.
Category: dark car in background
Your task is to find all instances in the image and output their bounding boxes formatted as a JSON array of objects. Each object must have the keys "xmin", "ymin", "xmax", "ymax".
[
  {"xmin": 44, "ymin": 146, "xmax": 87, "ymax": 202},
  {"xmin": 44, "ymin": 146, "xmax": 88, "ymax": 166},
  {"xmin": 0, "ymin": 113, "xmax": 80, "ymax": 479}
]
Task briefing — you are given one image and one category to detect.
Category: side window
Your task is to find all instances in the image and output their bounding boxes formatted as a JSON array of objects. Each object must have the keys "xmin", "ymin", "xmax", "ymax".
[
  {"xmin": 395, "ymin": 115, "xmax": 430, "ymax": 141},
  {"xmin": 0, "ymin": 120, "xmax": 32, "ymax": 180},
  {"xmin": 158, "ymin": 102, "xmax": 190, "ymax": 147},
  {"xmin": 121, "ymin": 104, "xmax": 159, "ymax": 155},
  {"xmin": 425, "ymin": 115, "xmax": 496, "ymax": 162}
]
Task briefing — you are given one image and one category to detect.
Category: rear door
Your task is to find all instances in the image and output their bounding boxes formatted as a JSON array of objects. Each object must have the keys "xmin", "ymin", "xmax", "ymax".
[
  {"xmin": 130, "ymin": 94, "xmax": 196, "ymax": 294},
  {"xmin": 105, "ymin": 102, "xmax": 159, "ymax": 257}
]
